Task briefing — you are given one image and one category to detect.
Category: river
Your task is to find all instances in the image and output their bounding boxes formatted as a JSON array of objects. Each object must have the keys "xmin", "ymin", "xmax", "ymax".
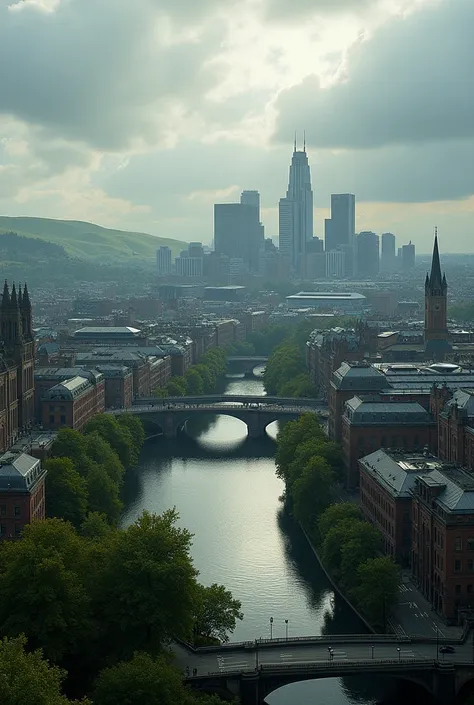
[{"xmin": 121, "ymin": 373, "xmax": 432, "ymax": 705}]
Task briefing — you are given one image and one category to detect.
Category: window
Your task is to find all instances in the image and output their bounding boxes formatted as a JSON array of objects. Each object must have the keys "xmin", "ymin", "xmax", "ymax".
[
  {"xmin": 455, "ymin": 537, "xmax": 462, "ymax": 551},
  {"xmin": 60, "ymin": 405, "xmax": 65, "ymax": 412},
  {"xmin": 60, "ymin": 415, "xmax": 66, "ymax": 424},
  {"xmin": 455, "ymin": 584, "xmax": 462, "ymax": 595},
  {"xmin": 0, "ymin": 504, "xmax": 5, "ymax": 516},
  {"xmin": 14, "ymin": 506, "xmax": 20, "ymax": 517},
  {"xmin": 14, "ymin": 525, "xmax": 22, "ymax": 537},
  {"xmin": 468, "ymin": 585, "xmax": 473, "ymax": 595},
  {"xmin": 49, "ymin": 405, "xmax": 54, "ymax": 412},
  {"xmin": 0, "ymin": 524, "xmax": 5, "ymax": 535},
  {"xmin": 468, "ymin": 560, "xmax": 474, "ymax": 572},
  {"xmin": 49, "ymin": 415, "xmax": 54, "ymax": 424},
  {"xmin": 468, "ymin": 539, "xmax": 474, "ymax": 551},
  {"xmin": 455, "ymin": 559, "xmax": 462, "ymax": 572}
]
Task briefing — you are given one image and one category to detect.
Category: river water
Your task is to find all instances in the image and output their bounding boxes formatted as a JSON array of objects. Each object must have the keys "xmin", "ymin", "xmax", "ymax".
[{"xmin": 121, "ymin": 374, "xmax": 429, "ymax": 705}]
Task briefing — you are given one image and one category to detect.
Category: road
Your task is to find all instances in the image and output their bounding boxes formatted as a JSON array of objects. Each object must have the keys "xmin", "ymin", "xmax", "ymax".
[{"xmin": 173, "ymin": 640, "xmax": 473, "ymax": 675}]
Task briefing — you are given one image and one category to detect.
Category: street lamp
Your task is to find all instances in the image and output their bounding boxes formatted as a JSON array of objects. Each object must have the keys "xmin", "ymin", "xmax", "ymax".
[
  {"xmin": 270, "ymin": 617, "xmax": 274, "ymax": 640},
  {"xmin": 371, "ymin": 645, "xmax": 374, "ymax": 660},
  {"xmin": 255, "ymin": 639, "xmax": 259, "ymax": 670},
  {"xmin": 285, "ymin": 619, "xmax": 289, "ymax": 640},
  {"xmin": 397, "ymin": 647, "xmax": 401, "ymax": 663}
]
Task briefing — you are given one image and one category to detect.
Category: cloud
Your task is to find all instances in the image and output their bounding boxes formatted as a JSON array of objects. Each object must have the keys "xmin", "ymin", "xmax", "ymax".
[
  {"xmin": 275, "ymin": 0, "xmax": 474, "ymax": 148},
  {"xmin": 264, "ymin": 0, "xmax": 378, "ymax": 21},
  {"xmin": 0, "ymin": 0, "xmax": 225, "ymax": 151}
]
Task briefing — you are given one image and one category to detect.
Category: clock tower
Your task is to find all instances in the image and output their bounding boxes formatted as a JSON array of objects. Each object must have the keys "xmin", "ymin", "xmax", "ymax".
[{"xmin": 424, "ymin": 229, "xmax": 450, "ymax": 360}]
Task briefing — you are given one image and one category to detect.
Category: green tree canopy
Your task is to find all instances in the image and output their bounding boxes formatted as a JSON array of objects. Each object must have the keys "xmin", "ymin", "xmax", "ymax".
[
  {"xmin": 51, "ymin": 429, "xmax": 93, "ymax": 476},
  {"xmin": 355, "ymin": 556, "xmax": 400, "ymax": 628},
  {"xmin": 44, "ymin": 457, "xmax": 88, "ymax": 528},
  {"xmin": 194, "ymin": 583, "xmax": 243, "ymax": 644},
  {"xmin": 0, "ymin": 635, "xmax": 89, "ymax": 705},
  {"xmin": 275, "ymin": 414, "xmax": 324, "ymax": 486},
  {"xmin": 84, "ymin": 414, "xmax": 137, "ymax": 468},
  {"xmin": 80, "ymin": 512, "xmax": 114, "ymax": 540},
  {"xmin": 92, "ymin": 510, "xmax": 199, "ymax": 660},
  {"xmin": 321, "ymin": 519, "xmax": 381, "ymax": 585},
  {"xmin": 185, "ymin": 368, "xmax": 204, "ymax": 395},
  {"xmin": 279, "ymin": 372, "xmax": 318, "ymax": 398},
  {"xmin": 292, "ymin": 457, "xmax": 335, "ymax": 534},
  {"xmin": 92, "ymin": 652, "xmax": 228, "ymax": 705},
  {"xmin": 318, "ymin": 503, "xmax": 362, "ymax": 539},
  {"xmin": 167, "ymin": 377, "xmax": 187, "ymax": 397},
  {"xmin": 264, "ymin": 342, "xmax": 305, "ymax": 395},
  {"xmin": 84, "ymin": 431, "xmax": 125, "ymax": 487},
  {"xmin": 86, "ymin": 463, "xmax": 123, "ymax": 526},
  {"xmin": 116, "ymin": 414, "xmax": 145, "ymax": 455}
]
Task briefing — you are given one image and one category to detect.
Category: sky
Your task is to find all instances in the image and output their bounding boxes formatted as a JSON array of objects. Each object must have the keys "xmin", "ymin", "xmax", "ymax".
[{"xmin": 0, "ymin": 0, "xmax": 472, "ymax": 253}]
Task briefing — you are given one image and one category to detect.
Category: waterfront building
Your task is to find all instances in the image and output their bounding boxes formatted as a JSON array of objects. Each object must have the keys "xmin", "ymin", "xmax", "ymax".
[
  {"xmin": 40, "ymin": 373, "xmax": 105, "ymax": 431},
  {"xmin": 156, "ymin": 246, "xmax": 172, "ymax": 276},
  {"xmin": 342, "ymin": 395, "xmax": 433, "ymax": 486},
  {"xmin": 0, "ymin": 451, "xmax": 46, "ymax": 539},
  {"xmin": 278, "ymin": 139, "xmax": 314, "ymax": 274},
  {"xmin": 356, "ymin": 231, "xmax": 379, "ymax": 277},
  {"xmin": 0, "ymin": 282, "xmax": 35, "ymax": 452}
]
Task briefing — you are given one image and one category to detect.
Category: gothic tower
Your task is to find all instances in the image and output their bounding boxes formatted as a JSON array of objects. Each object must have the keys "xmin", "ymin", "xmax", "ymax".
[{"xmin": 424, "ymin": 231, "xmax": 451, "ymax": 360}]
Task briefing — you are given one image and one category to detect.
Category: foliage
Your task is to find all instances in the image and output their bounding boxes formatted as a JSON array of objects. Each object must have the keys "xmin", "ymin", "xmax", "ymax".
[
  {"xmin": 84, "ymin": 414, "xmax": 138, "ymax": 468},
  {"xmin": 83, "ymin": 432, "xmax": 125, "ymax": 487},
  {"xmin": 116, "ymin": 413, "xmax": 146, "ymax": 457},
  {"xmin": 228, "ymin": 340, "xmax": 256, "ymax": 355},
  {"xmin": 51, "ymin": 429, "xmax": 92, "ymax": 476},
  {"xmin": 92, "ymin": 652, "xmax": 229, "ymax": 705},
  {"xmin": 45, "ymin": 457, "xmax": 89, "ymax": 529},
  {"xmin": 0, "ymin": 635, "xmax": 89, "ymax": 705},
  {"xmin": 321, "ymin": 518, "xmax": 381, "ymax": 585},
  {"xmin": 92, "ymin": 510, "xmax": 199, "ymax": 661},
  {"xmin": 185, "ymin": 368, "xmax": 204, "ymax": 395},
  {"xmin": 292, "ymin": 457, "xmax": 335, "ymax": 535},
  {"xmin": 355, "ymin": 557, "xmax": 400, "ymax": 628},
  {"xmin": 86, "ymin": 463, "xmax": 123, "ymax": 526},
  {"xmin": 318, "ymin": 503, "xmax": 362, "ymax": 539},
  {"xmin": 247, "ymin": 325, "xmax": 288, "ymax": 355},
  {"xmin": 194, "ymin": 584, "xmax": 243, "ymax": 644},
  {"xmin": 279, "ymin": 372, "xmax": 318, "ymax": 398},
  {"xmin": 275, "ymin": 414, "xmax": 325, "ymax": 485},
  {"xmin": 263, "ymin": 342, "xmax": 306, "ymax": 395},
  {"xmin": 80, "ymin": 512, "xmax": 113, "ymax": 540}
]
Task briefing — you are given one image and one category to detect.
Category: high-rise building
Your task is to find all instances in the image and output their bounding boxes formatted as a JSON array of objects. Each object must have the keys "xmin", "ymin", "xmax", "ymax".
[
  {"xmin": 326, "ymin": 250, "xmax": 346, "ymax": 279},
  {"xmin": 424, "ymin": 231, "xmax": 450, "ymax": 360},
  {"xmin": 381, "ymin": 233, "xmax": 396, "ymax": 272},
  {"xmin": 356, "ymin": 231, "xmax": 379, "ymax": 277},
  {"xmin": 324, "ymin": 194, "xmax": 356, "ymax": 276},
  {"xmin": 401, "ymin": 242, "xmax": 416, "ymax": 271},
  {"xmin": 240, "ymin": 190, "xmax": 260, "ymax": 211},
  {"xmin": 175, "ymin": 243, "xmax": 204, "ymax": 278},
  {"xmin": 156, "ymin": 246, "xmax": 172, "ymax": 276},
  {"xmin": 214, "ymin": 200, "xmax": 262, "ymax": 273},
  {"xmin": 278, "ymin": 139, "xmax": 313, "ymax": 274}
]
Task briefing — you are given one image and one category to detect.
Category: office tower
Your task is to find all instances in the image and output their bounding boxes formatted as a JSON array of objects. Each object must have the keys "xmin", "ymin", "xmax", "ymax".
[
  {"xmin": 278, "ymin": 137, "xmax": 313, "ymax": 274},
  {"xmin": 156, "ymin": 246, "xmax": 172, "ymax": 276},
  {"xmin": 324, "ymin": 194, "xmax": 356, "ymax": 276},
  {"xmin": 240, "ymin": 190, "xmax": 264, "ymax": 272},
  {"xmin": 175, "ymin": 248, "xmax": 203, "ymax": 278},
  {"xmin": 188, "ymin": 242, "xmax": 204, "ymax": 259},
  {"xmin": 401, "ymin": 241, "xmax": 416, "ymax": 271},
  {"xmin": 356, "ymin": 231, "xmax": 379, "ymax": 277},
  {"xmin": 381, "ymin": 233, "xmax": 396, "ymax": 272},
  {"xmin": 326, "ymin": 250, "xmax": 345, "ymax": 278},
  {"xmin": 240, "ymin": 190, "xmax": 260, "ymax": 211},
  {"xmin": 214, "ymin": 199, "xmax": 262, "ymax": 273}
]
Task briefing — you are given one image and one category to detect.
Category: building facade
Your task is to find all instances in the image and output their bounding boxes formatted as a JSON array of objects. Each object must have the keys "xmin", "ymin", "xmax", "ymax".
[
  {"xmin": 0, "ymin": 451, "xmax": 46, "ymax": 540},
  {"xmin": 41, "ymin": 374, "xmax": 105, "ymax": 431}
]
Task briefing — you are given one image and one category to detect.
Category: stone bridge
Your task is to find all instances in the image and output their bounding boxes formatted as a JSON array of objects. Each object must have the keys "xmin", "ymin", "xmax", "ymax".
[
  {"xmin": 110, "ymin": 396, "xmax": 327, "ymax": 439},
  {"xmin": 226, "ymin": 356, "xmax": 268, "ymax": 376},
  {"xmin": 174, "ymin": 633, "xmax": 474, "ymax": 704}
]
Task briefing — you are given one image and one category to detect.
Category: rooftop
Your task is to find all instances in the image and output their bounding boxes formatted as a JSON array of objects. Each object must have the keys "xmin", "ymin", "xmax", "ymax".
[
  {"xmin": 345, "ymin": 395, "xmax": 431, "ymax": 424},
  {"xmin": 72, "ymin": 326, "xmax": 142, "ymax": 337},
  {"xmin": 359, "ymin": 449, "xmax": 443, "ymax": 499},
  {"xmin": 43, "ymin": 376, "xmax": 92, "ymax": 401},
  {"xmin": 0, "ymin": 452, "xmax": 45, "ymax": 492},
  {"xmin": 287, "ymin": 292, "xmax": 366, "ymax": 300}
]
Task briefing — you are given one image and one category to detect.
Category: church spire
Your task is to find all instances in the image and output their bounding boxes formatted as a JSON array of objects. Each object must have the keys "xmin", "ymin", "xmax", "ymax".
[
  {"xmin": 10, "ymin": 283, "xmax": 18, "ymax": 308},
  {"xmin": 426, "ymin": 228, "xmax": 446, "ymax": 295},
  {"xmin": 2, "ymin": 280, "xmax": 9, "ymax": 309}
]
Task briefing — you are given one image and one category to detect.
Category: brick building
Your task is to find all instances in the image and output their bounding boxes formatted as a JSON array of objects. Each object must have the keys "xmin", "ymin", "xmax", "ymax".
[
  {"xmin": 0, "ymin": 282, "xmax": 35, "ymax": 452},
  {"xmin": 35, "ymin": 367, "xmax": 105, "ymax": 419},
  {"xmin": 75, "ymin": 350, "xmax": 172, "ymax": 397},
  {"xmin": 0, "ymin": 451, "xmax": 46, "ymax": 539},
  {"xmin": 359, "ymin": 449, "xmax": 440, "ymax": 565},
  {"xmin": 41, "ymin": 374, "xmax": 105, "ymax": 431},
  {"xmin": 342, "ymin": 395, "xmax": 433, "ymax": 486},
  {"xmin": 95, "ymin": 365, "xmax": 133, "ymax": 408}
]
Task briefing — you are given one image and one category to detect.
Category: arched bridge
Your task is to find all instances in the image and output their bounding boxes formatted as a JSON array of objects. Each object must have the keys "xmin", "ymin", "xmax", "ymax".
[
  {"xmin": 227, "ymin": 356, "xmax": 268, "ymax": 376},
  {"xmin": 175, "ymin": 634, "xmax": 474, "ymax": 705},
  {"xmin": 110, "ymin": 396, "xmax": 328, "ymax": 439}
]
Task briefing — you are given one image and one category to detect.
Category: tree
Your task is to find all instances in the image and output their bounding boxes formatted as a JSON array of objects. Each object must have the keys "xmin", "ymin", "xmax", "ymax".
[
  {"xmin": 84, "ymin": 414, "xmax": 137, "ymax": 468},
  {"xmin": 185, "ymin": 368, "xmax": 204, "ymax": 395},
  {"xmin": 0, "ymin": 635, "xmax": 89, "ymax": 705},
  {"xmin": 117, "ymin": 414, "xmax": 145, "ymax": 455},
  {"xmin": 86, "ymin": 463, "xmax": 123, "ymax": 526},
  {"xmin": 321, "ymin": 519, "xmax": 381, "ymax": 585},
  {"xmin": 51, "ymin": 429, "xmax": 93, "ymax": 476},
  {"xmin": 92, "ymin": 510, "xmax": 199, "ymax": 660},
  {"xmin": 81, "ymin": 512, "xmax": 114, "ymax": 540},
  {"xmin": 44, "ymin": 457, "xmax": 88, "ymax": 528},
  {"xmin": 275, "ymin": 414, "xmax": 323, "ymax": 486},
  {"xmin": 194, "ymin": 584, "xmax": 243, "ymax": 644},
  {"xmin": 84, "ymin": 431, "xmax": 125, "ymax": 487},
  {"xmin": 153, "ymin": 387, "xmax": 168, "ymax": 398},
  {"xmin": 167, "ymin": 377, "xmax": 187, "ymax": 397},
  {"xmin": 194, "ymin": 364, "xmax": 215, "ymax": 392},
  {"xmin": 0, "ymin": 520, "xmax": 92, "ymax": 662},
  {"xmin": 280, "ymin": 373, "xmax": 318, "ymax": 398},
  {"xmin": 355, "ymin": 556, "xmax": 400, "ymax": 627},
  {"xmin": 92, "ymin": 652, "xmax": 228, "ymax": 705},
  {"xmin": 292, "ymin": 457, "xmax": 335, "ymax": 534},
  {"xmin": 264, "ymin": 342, "xmax": 305, "ymax": 395},
  {"xmin": 318, "ymin": 503, "xmax": 362, "ymax": 539}
]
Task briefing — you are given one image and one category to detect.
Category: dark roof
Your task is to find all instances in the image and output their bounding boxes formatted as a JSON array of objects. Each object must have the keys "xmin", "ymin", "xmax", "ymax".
[
  {"xmin": 0, "ymin": 452, "xmax": 45, "ymax": 492},
  {"xmin": 345, "ymin": 396, "xmax": 431, "ymax": 424},
  {"xmin": 332, "ymin": 362, "xmax": 388, "ymax": 391}
]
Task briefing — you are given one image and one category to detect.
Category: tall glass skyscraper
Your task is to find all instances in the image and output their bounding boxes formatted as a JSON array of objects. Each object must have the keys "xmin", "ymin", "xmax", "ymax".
[{"xmin": 279, "ymin": 141, "xmax": 313, "ymax": 274}]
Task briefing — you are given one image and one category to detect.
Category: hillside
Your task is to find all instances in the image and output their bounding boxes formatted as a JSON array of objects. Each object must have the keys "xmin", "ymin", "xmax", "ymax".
[{"xmin": 0, "ymin": 216, "xmax": 186, "ymax": 263}]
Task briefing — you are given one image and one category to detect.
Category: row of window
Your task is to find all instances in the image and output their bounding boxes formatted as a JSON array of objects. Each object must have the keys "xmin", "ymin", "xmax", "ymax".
[
  {"xmin": 454, "ymin": 537, "xmax": 474, "ymax": 551},
  {"xmin": 0, "ymin": 524, "xmax": 22, "ymax": 536},
  {"xmin": 454, "ymin": 559, "xmax": 474, "ymax": 572},
  {"xmin": 0, "ymin": 505, "xmax": 21, "ymax": 517}
]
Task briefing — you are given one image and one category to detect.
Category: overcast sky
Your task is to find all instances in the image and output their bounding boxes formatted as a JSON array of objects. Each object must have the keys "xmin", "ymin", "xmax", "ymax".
[{"xmin": 0, "ymin": 0, "xmax": 472, "ymax": 252}]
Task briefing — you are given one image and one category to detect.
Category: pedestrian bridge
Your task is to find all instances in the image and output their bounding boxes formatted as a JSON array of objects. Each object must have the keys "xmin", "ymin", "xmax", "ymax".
[
  {"xmin": 110, "ymin": 396, "xmax": 327, "ymax": 439},
  {"xmin": 177, "ymin": 634, "xmax": 474, "ymax": 705}
]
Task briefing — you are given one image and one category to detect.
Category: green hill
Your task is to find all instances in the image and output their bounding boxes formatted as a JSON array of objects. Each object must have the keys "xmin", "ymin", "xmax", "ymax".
[{"xmin": 0, "ymin": 216, "xmax": 186, "ymax": 263}]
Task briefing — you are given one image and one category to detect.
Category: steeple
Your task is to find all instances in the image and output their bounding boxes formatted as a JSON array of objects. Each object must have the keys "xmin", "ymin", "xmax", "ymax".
[
  {"xmin": 18, "ymin": 284, "xmax": 23, "ymax": 307},
  {"xmin": 1, "ymin": 280, "xmax": 9, "ymax": 309},
  {"xmin": 10, "ymin": 283, "xmax": 18, "ymax": 308},
  {"xmin": 22, "ymin": 282, "xmax": 31, "ymax": 310},
  {"xmin": 425, "ymin": 228, "xmax": 447, "ymax": 295}
]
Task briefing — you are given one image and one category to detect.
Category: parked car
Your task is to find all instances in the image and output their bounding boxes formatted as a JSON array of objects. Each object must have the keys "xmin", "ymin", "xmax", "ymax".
[{"xmin": 439, "ymin": 645, "xmax": 455, "ymax": 654}]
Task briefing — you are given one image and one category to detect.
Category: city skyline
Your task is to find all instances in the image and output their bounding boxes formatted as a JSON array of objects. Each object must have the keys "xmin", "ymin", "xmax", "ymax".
[{"xmin": 0, "ymin": 0, "xmax": 472, "ymax": 252}]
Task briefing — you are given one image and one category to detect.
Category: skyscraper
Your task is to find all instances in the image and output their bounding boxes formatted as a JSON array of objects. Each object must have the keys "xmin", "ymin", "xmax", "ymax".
[
  {"xmin": 214, "ymin": 195, "xmax": 263, "ymax": 273},
  {"xmin": 401, "ymin": 242, "xmax": 416, "ymax": 271},
  {"xmin": 324, "ymin": 194, "xmax": 356, "ymax": 276},
  {"xmin": 381, "ymin": 233, "xmax": 396, "ymax": 272},
  {"xmin": 279, "ymin": 138, "xmax": 313, "ymax": 274},
  {"xmin": 156, "ymin": 246, "xmax": 172, "ymax": 276},
  {"xmin": 356, "ymin": 231, "xmax": 379, "ymax": 277}
]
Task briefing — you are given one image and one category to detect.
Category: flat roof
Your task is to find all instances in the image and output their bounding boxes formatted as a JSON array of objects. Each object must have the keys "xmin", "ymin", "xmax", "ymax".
[{"xmin": 287, "ymin": 292, "xmax": 366, "ymax": 300}]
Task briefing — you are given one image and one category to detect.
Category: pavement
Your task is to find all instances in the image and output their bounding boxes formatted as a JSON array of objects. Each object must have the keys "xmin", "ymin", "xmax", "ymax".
[
  {"xmin": 172, "ymin": 639, "xmax": 473, "ymax": 677},
  {"xmin": 391, "ymin": 571, "xmax": 464, "ymax": 640}
]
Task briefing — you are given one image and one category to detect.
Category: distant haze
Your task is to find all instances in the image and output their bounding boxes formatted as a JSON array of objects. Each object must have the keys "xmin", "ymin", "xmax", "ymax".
[{"xmin": 0, "ymin": 0, "xmax": 472, "ymax": 252}]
